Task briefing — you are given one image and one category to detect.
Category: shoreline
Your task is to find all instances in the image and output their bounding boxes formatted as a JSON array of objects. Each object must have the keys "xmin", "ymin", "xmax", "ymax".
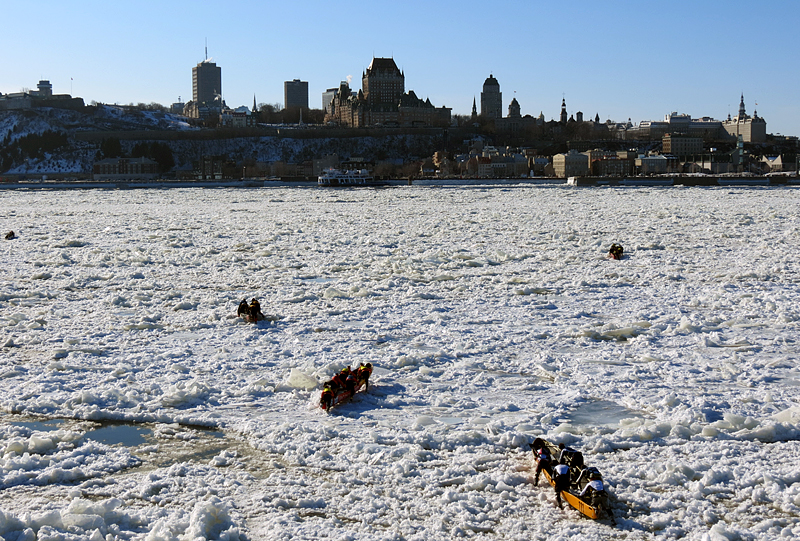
[{"xmin": 0, "ymin": 175, "xmax": 797, "ymax": 190}]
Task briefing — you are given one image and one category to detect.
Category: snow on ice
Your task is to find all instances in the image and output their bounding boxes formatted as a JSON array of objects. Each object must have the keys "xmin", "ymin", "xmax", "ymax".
[{"xmin": 1, "ymin": 184, "xmax": 799, "ymax": 540}]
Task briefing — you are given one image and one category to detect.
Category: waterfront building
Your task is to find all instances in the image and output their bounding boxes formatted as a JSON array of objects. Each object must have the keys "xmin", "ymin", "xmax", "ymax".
[
  {"xmin": 480, "ymin": 75, "xmax": 502, "ymax": 119},
  {"xmin": 553, "ymin": 149, "xmax": 589, "ymax": 178},
  {"xmin": 583, "ymin": 149, "xmax": 632, "ymax": 177},
  {"xmin": 284, "ymin": 79, "xmax": 309, "ymax": 110},
  {"xmin": 637, "ymin": 154, "xmax": 678, "ymax": 174},
  {"xmin": 93, "ymin": 157, "xmax": 159, "ymax": 180},
  {"xmin": 761, "ymin": 155, "xmax": 790, "ymax": 172}
]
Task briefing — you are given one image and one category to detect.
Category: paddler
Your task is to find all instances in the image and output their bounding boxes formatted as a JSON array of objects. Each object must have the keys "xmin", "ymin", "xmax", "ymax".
[
  {"xmin": 533, "ymin": 447, "xmax": 551, "ymax": 486},
  {"xmin": 558, "ymin": 442, "xmax": 584, "ymax": 469},
  {"xmin": 357, "ymin": 362, "xmax": 373, "ymax": 390},
  {"xmin": 237, "ymin": 299, "xmax": 249, "ymax": 318},
  {"xmin": 248, "ymin": 298, "xmax": 264, "ymax": 322},
  {"xmin": 552, "ymin": 457, "xmax": 571, "ymax": 509},
  {"xmin": 320, "ymin": 382, "xmax": 334, "ymax": 410},
  {"xmin": 331, "ymin": 371, "xmax": 346, "ymax": 390},
  {"xmin": 580, "ymin": 471, "xmax": 606, "ymax": 499}
]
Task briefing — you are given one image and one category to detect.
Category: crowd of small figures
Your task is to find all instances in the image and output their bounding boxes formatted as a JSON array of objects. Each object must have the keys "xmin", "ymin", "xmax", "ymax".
[{"xmin": 320, "ymin": 363, "xmax": 373, "ymax": 411}]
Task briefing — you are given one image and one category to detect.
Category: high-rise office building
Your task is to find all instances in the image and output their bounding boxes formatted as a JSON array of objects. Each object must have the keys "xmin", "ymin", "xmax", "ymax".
[
  {"xmin": 284, "ymin": 79, "xmax": 309, "ymax": 109},
  {"xmin": 192, "ymin": 60, "xmax": 221, "ymax": 105}
]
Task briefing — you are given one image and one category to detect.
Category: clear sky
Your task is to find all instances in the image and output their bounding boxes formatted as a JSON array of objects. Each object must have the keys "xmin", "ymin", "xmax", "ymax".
[{"xmin": 2, "ymin": 0, "xmax": 798, "ymax": 136}]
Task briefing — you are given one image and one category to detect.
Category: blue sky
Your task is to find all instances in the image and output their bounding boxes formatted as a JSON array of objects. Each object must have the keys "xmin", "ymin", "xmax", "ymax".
[{"xmin": 2, "ymin": 0, "xmax": 798, "ymax": 136}]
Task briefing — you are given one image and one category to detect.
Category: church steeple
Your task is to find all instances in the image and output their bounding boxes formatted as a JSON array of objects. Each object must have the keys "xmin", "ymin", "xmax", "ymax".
[
  {"xmin": 560, "ymin": 96, "xmax": 568, "ymax": 124},
  {"xmin": 471, "ymin": 97, "xmax": 477, "ymax": 119},
  {"xmin": 738, "ymin": 93, "xmax": 746, "ymax": 118},
  {"xmin": 253, "ymin": 94, "xmax": 257, "ymax": 114}
]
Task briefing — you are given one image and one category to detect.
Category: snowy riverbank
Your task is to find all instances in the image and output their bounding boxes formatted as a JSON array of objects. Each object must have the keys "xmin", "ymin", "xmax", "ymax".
[{"xmin": 1, "ymin": 185, "xmax": 799, "ymax": 540}]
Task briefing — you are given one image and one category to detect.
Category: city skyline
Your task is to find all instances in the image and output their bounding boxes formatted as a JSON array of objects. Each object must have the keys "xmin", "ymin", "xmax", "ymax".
[{"xmin": 2, "ymin": 0, "xmax": 798, "ymax": 136}]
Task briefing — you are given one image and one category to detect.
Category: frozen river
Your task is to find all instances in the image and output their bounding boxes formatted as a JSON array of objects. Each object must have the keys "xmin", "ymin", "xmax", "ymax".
[{"xmin": 1, "ymin": 184, "xmax": 799, "ymax": 540}]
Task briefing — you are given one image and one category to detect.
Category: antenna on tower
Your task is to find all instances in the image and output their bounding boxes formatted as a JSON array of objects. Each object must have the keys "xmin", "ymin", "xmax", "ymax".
[{"xmin": 205, "ymin": 38, "xmax": 208, "ymax": 61}]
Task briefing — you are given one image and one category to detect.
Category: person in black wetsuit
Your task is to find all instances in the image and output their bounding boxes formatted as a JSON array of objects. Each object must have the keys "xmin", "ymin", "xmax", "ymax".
[
  {"xmin": 248, "ymin": 298, "xmax": 264, "ymax": 321},
  {"xmin": 533, "ymin": 447, "xmax": 552, "ymax": 487},
  {"xmin": 552, "ymin": 457, "xmax": 572, "ymax": 509}
]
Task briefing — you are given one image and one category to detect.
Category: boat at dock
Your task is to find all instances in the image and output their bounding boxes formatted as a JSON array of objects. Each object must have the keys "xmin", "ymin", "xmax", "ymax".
[{"xmin": 318, "ymin": 168, "xmax": 381, "ymax": 187}]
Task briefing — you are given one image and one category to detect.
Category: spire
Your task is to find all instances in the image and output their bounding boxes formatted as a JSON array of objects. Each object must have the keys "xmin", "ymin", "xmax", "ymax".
[
  {"xmin": 471, "ymin": 97, "xmax": 477, "ymax": 118},
  {"xmin": 253, "ymin": 94, "xmax": 257, "ymax": 113},
  {"xmin": 739, "ymin": 93, "xmax": 746, "ymax": 118},
  {"xmin": 560, "ymin": 96, "xmax": 568, "ymax": 124}
]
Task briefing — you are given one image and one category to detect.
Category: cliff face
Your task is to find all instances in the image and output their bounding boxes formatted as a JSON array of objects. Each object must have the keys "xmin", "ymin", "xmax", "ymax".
[{"xmin": 1, "ymin": 106, "xmax": 445, "ymax": 175}]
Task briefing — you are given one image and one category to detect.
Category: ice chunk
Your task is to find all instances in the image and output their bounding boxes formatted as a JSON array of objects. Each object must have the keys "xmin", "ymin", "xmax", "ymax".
[
  {"xmin": 27, "ymin": 435, "xmax": 55, "ymax": 453},
  {"xmin": 323, "ymin": 287, "xmax": 348, "ymax": 299},
  {"xmin": 284, "ymin": 369, "xmax": 318, "ymax": 391},
  {"xmin": 61, "ymin": 513, "xmax": 105, "ymax": 532},
  {"xmin": 184, "ymin": 497, "xmax": 240, "ymax": 541},
  {"xmin": 773, "ymin": 406, "xmax": 800, "ymax": 424}
]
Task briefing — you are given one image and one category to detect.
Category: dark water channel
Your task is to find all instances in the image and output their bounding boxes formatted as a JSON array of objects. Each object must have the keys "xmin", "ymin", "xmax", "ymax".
[{"xmin": 4, "ymin": 416, "xmax": 261, "ymax": 474}]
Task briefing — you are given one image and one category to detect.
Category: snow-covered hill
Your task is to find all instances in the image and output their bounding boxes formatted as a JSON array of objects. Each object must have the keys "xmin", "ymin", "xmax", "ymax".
[{"xmin": 1, "ymin": 106, "xmax": 442, "ymax": 175}]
